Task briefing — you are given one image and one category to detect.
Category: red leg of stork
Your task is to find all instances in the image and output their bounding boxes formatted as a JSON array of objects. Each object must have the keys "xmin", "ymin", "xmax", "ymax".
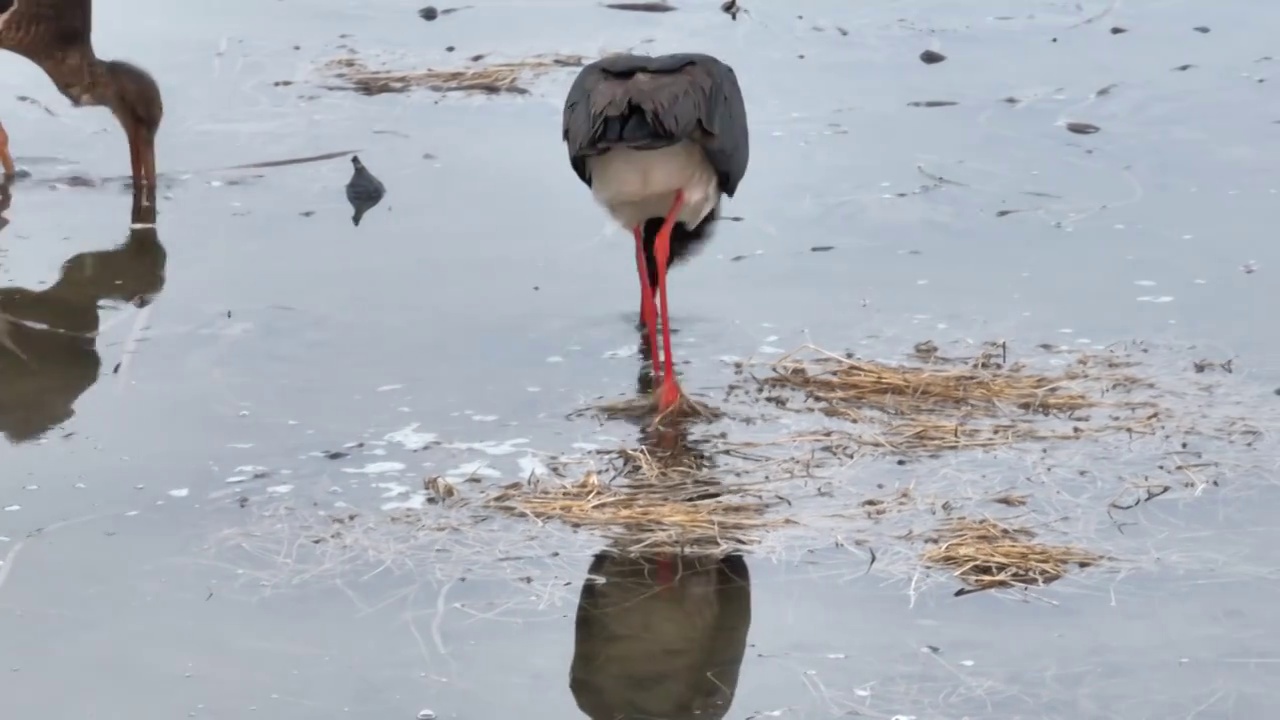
[
  {"xmin": 654, "ymin": 553, "xmax": 676, "ymax": 588},
  {"xmin": 633, "ymin": 226, "xmax": 662, "ymax": 383},
  {"xmin": 652, "ymin": 190, "xmax": 686, "ymax": 412}
]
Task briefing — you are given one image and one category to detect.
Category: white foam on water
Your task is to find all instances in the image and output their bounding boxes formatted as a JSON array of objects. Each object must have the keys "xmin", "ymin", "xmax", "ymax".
[
  {"xmin": 385, "ymin": 423, "xmax": 439, "ymax": 450},
  {"xmin": 445, "ymin": 461, "xmax": 502, "ymax": 479},
  {"xmin": 517, "ymin": 455, "xmax": 549, "ymax": 478},
  {"xmin": 267, "ymin": 484, "xmax": 295, "ymax": 494},
  {"xmin": 382, "ymin": 493, "xmax": 428, "ymax": 511},
  {"xmin": 445, "ymin": 439, "xmax": 530, "ymax": 456},
  {"xmin": 375, "ymin": 482, "xmax": 412, "ymax": 498},
  {"xmin": 376, "ymin": 384, "xmax": 404, "ymax": 392},
  {"xmin": 167, "ymin": 488, "xmax": 190, "ymax": 498},
  {"xmin": 342, "ymin": 462, "xmax": 407, "ymax": 475}
]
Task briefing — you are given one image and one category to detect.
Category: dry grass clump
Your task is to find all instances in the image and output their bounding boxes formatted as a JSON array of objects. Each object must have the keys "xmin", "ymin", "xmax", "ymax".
[
  {"xmin": 734, "ymin": 343, "xmax": 1162, "ymax": 452},
  {"xmin": 322, "ymin": 53, "xmax": 589, "ymax": 96},
  {"xmin": 764, "ymin": 344, "xmax": 1129, "ymax": 419},
  {"xmin": 573, "ymin": 392, "xmax": 725, "ymax": 429},
  {"xmin": 920, "ymin": 517, "xmax": 1105, "ymax": 595},
  {"xmin": 482, "ymin": 470, "xmax": 786, "ymax": 553}
]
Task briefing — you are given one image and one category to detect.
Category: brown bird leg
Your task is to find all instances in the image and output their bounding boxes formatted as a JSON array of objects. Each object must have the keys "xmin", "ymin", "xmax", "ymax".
[
  {"xmin": 653, "ymin": 190, "xmax": 686, "ymax": 412},
  {"xmin": 143, "ymin": 141, "xmax": 157, "ymax": 190},
  {"xmin": 127, "ymin": 127, "xmax": 143, "ymax": 189},
  {"xmin": 0, "ymin": 122, "xmax": 15, "ymax": 179},
  {"xmin": 633, "ymin": 226, "xmax": 662, "ymax": 382}
]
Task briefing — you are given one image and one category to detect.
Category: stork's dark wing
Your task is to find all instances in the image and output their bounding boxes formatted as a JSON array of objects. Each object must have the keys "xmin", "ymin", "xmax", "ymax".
[
  {"xmin": 562, "ymin": 53, "xmax": 750, "ymax": 196},
  {"xmin": 1, "ymin": 0, "xmax": 93, "ymax": 63}
]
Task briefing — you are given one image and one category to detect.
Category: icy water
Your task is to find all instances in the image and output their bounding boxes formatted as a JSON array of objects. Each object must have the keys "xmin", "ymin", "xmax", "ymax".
[{"xmin": 4, "ymin": 0, "xmax": 1280, "ymax": 718}]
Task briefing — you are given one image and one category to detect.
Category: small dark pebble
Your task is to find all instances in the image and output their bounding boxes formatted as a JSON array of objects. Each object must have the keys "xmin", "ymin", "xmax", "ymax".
[
  {"xmin": 1065, "ymin": 121, "xmax": 1101, "ymax": 135},
  {"xmin": 419, "ymin": 5, "xmax": 439, "ymax": 20},
  {"xmin": 810, "ymin": 245, "xmax": 835, "ymax": 252},
  {"xmin": 299, "ymin": 210, "xmax": 315, "ymax": 217},
  {"xmin": 919, "ymin": 49, "xmax": 947, "ymax": 65},
  {"xmin": 1192, "ymin": 26, "xmax": 1210, "ymax": 33},
  {"xmin": 1274, "ymin": 388, "xmax": 1280, "ymax": 395},
  {"xmin": 604, "ymin": 2, "xmax": 675, "ymax": 12},
  {"xmin": 995, "ymin": 209, "xmax": 1020, "ymax": 217},
  {"xmin": 1110, "ymin": 26, "xmax": 1127, "ymax": 34},
  {"xmin": 723, "ymin": 215, "xmax": 744, "ymax": 222},
  {"xmin": 1172, "ymin": 64, "xmax": 1195, "ymax": 71},
  {"xmin": 907, "ymin": 100, "xmax": 958, "ymax": 107},
  {"xmin": 445, "ymin": 45, "xmax": 455, "ymax": 52},
  {"xmin": 324, "ymin": 451, "xmax": 351, "ymax": 460}
]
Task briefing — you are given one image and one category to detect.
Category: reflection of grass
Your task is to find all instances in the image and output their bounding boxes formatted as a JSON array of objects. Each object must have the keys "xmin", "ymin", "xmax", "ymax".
[
  {"xmin": 322, "ymin": 53, "xmax": 589, "ymax": 96},
  {"xmin": 920, "ymin": 517, "xmax": 1104, "ymax": 596},
  {"xmin": 483, "ymin": 470, "xmax": 782, "ymax": 554}
]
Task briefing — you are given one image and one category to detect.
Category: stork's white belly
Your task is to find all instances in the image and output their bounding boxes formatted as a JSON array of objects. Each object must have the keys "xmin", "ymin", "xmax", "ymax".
[{"xmin": 586, "ymin": 141, "xmax": 720, "ymax": 231}]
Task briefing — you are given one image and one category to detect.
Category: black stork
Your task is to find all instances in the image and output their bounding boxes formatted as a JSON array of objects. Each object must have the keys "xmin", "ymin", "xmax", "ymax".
[
  {"xmin": 562, "ymin": 52, "xmax": 749, "ymax": 414},
  {"xmin": 0, "ymin": 0, "xmax": 163, "ymax": 188}
]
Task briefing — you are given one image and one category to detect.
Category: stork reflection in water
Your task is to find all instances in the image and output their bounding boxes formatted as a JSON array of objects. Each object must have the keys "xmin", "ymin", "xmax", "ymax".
[
  {"xmin": 0, "ymin": 189, "xmax": 167, "ymax": 443},
  {"xmin": 571, "ymin": 550, "xmax": 751, "ymax": 720}
]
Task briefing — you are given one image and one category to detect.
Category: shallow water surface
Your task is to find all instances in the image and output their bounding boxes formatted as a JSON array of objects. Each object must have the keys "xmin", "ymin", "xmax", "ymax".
[{"xmin": 3, "ymin": 0, "xmax": 1280, "ymax": 718}]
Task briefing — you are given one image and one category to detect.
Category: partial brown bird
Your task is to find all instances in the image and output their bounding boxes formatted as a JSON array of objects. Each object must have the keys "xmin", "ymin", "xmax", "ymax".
[
  {"xmin": 563, "ymin": 52, "xmax": 749, "ymax": 414},
  {"xmin": 0, "ymin": 0, "xmax": 163, "ymax": 187}
]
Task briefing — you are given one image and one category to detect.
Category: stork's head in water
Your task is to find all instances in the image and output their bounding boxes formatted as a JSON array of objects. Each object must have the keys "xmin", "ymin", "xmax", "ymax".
[{"xmin": 91, "ymin": 60, "xmax": 164, "ymax": 189}]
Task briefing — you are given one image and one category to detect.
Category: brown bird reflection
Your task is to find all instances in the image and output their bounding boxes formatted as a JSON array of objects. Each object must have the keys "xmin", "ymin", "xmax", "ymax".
[
  {"xmin": 570, "ymin": 551, "xmax": 752, "ymax": 720},
  {"xmin": 0, "ymin": 189, "xmax": 166, "ymax": 443}
]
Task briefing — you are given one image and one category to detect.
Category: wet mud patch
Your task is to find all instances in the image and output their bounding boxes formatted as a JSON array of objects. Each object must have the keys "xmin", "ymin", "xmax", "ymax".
[{"xmin": 319, "ymin": 51, "xmax": 589, "ymax": 96}]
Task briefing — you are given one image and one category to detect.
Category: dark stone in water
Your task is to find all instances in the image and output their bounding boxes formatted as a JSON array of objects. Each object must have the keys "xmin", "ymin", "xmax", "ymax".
[
  {"xmin": 907, "ymin": 100, "xmax": 958, "ymax": 107},
  {"xmin": 1172, "ymin": 64, "xmax": 1195, "ymax": 71},
  {"xmin": 419, "ymin": 5, "xmax": 439, "ymax": 20},
  {"xmin": 919, "ymin": 50, "xmax": 947, "ymax": 65},
  {"xmin": 605, "ymin": 2, "xmax": 676, "ymax": 11},
  {"xmin": 1192, "ymin": 25, "xmax": 1210, "ymax": 33},
  {"xmin": 1110, "ymin": 26, "xmax": 1128, "ymax": 34},
  {"xmin": 1065, "ymin": 121, "xmax": 1101, "ymax": 135},
  {"xmin": 346, "ymin": 155, "xmax": 387, "ymax": 227}
]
